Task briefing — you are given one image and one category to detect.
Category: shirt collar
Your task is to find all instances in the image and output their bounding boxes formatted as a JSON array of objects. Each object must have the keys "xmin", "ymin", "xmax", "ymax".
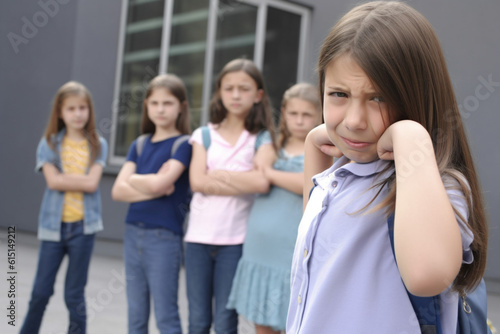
[
  {"xmin": 50, "ymin": 128, "xmax": 67, "ymax": 144},
  {"xmin": 313, "ymin": 156, "xmax": 394, "ymax": 190}
]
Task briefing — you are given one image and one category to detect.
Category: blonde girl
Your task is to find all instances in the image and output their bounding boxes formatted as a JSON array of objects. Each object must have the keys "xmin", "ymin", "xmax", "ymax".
[
  {"xmin": 21, "ymin": 81, "xmax": 108, "ymax": 334},
  {"xmin": 185, "ymin": 58, "xmax": 276, "ymax": 334},
  {"xmin": 287, "ymin": 2, "xmax": 489, "ymax": 333},
  {"xmin": 227, "ymin": 83, "xmax": 322, "ymax": 334},
  {"xmin": 112, "ymin": 74, "xmax": 191, "ymax": 334}
]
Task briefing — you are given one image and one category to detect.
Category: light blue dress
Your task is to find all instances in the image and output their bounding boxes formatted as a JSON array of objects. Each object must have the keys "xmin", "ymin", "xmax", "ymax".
[{"xmin": 227, "ymin": 149, "xmax": 304, "ymax": 330}]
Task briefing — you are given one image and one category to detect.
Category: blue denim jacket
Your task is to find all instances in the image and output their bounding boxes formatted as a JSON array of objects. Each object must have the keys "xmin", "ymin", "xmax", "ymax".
[{"xmin": 35, "ymin": 129, "xmax": 108, "ymax": 241}]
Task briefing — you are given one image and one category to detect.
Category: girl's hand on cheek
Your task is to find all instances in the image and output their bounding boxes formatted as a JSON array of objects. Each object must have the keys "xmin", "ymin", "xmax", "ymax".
[
  {"xmin": 377, "ymin": 120, "xmax": 431, "ymax": 161},
  {"xmin": 377, "ymin": 125, "xmax": 395, "ymax": 161},
  {"xmin": 309, "ymin": 124, "xmax": 342, "ymax": 158},
  {"xmin": 319, "ymin": 143, "xmax": 342, "ymax": 158}
]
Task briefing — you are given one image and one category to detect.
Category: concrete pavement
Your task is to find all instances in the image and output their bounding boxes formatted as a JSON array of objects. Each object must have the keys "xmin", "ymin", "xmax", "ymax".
[
  {"xmin": 1, "ymin": 228, "xmax": 498, "ymax": 333},
  {"xmin": 0, "ymin": 228, "xmax": 257, "ymax": 334}
]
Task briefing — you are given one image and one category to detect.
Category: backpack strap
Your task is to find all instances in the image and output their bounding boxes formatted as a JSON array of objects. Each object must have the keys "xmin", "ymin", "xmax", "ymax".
[
  {"xmin": 201, "ymin": 127, "xmax": 268, "ymax": 152},
  {"xmin": 387, "ymin": 214, "xmax": 443, "ymax": 334},
  {"xmin": 137, "ymin": 134, "xmax": 189, "ymax": 158},
  {"xmin": 201, "ymin": 126, "xmax": 211, "ymax": 150},
  {"xmin": 201, "ymin": 125, "xmax": 269, "ymax": 152},
  {"xmin": 171, "ymin": 135, "xmax": 190, "ymax": 156},
  {"xmin": 136, "ymin": 134, "xmax": 151, "ymax": 157}
]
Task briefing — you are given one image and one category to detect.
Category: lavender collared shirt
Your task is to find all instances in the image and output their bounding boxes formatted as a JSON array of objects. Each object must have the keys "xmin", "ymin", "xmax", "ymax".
[{"xmin": 287, "ymin": 156, "xmax": 473, "ymax": 333}]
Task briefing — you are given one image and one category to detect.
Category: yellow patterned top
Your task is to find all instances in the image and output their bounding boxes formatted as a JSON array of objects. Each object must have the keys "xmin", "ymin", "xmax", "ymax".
[{"xmin": 61, "ymin": 137, "xmax": 89, "ymax": 223}]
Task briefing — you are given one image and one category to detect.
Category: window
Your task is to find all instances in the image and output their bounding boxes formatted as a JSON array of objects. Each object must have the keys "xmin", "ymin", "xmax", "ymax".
[
  {"xmin": 263, "ymin": 6, "xmax": 302, "ymax": 110},
  {"xmin": 110, "ymin": 0, "xmax": 311, "ymax": 165},
  {"xmin": 166, "ymin": 0, "xmax": 210, "ymax": 129},
  {"xmin": 111, "ymin": 0, "xmax": 165, "ymax": 158}
]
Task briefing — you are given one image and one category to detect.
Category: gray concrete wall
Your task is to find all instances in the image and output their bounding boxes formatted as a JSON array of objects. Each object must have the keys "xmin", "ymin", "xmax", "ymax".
[
  {"xmin": 69, "ymin": 0, "xmax": 127, "ymax": 240},
  {"xmin": 1, "ymin": 0, "xmax": 499, "ymax": 284},
  {"xmin": 1, "ymin": 0, "xmax": 80, "ymax": 235},
  {"xmin": 0, "ymin": 0, "xmax": 126, "ymax": 241}
]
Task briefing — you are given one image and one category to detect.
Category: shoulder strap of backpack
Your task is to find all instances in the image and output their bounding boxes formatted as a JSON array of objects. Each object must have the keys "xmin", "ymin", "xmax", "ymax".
[
  {"xmin": 171, "ymin": 134, "xmax": 190, "ymax": 156},
  {"xmin": 200, "ymin": 127, "xmax": 268, "ymax": 152},
  {"xmin": 201, "ymin": 126, "xmax": 211, "ymax": 150},
  {"xmin": 387, "ymin": 214, "xmax": 443, "ymax": 334},
  {"xmin": 136, "ymin": 134, "xmax": 151, "ymax": 157}
]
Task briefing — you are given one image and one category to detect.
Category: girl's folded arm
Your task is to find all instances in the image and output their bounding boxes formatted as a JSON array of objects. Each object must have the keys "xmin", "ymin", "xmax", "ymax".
[
  {"xmin": 189, "ymin": 142, "xmax": 223, "ymax": 194},
  {"xmin": 381, "ymin": 121, "xmax": 462, "ymax": 297},
  {"xmin": 111, "ymin": 162, "xmax": 157, "ymax": 203},
  {"xmin": 207, "ymin": 143, "xmax": 275, "ymax": 195},
  {"xmin": 214, "ymin": 142, "xmax": 278, "ymax": 194},
  {"xmin": 42, "ymin": 162, "xmax": 103, "ymax": 193},
  {"xmin": 208, "ymin": 169, "xmax": 269, "ymax": 195},
  {"xmin": 128, "ymin": 159, "xmax": 185, "ymax": 196},
  {"xmin": 265, "ymin": 168, "xmax": 303, "ymax": 195},
  {"xmin": 189, "ymin": 142, "xmax": 269, "ymax": 196},
  {"xmin": 189, "ymin": 143, "xmax": 239, "ymax": 196},
  {"xmin": 253, "ymin": 143, "xmax": 276, "ymax": 170}
]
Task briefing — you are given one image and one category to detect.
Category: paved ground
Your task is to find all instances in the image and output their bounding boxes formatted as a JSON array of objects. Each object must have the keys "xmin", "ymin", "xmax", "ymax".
[
  {"xmin": 0, "ymin": 229, "xmax": 259, "ymax": 334},
  {"xmin": 1, "ymin": 228, "xmax": 498, "ymax": 334}
]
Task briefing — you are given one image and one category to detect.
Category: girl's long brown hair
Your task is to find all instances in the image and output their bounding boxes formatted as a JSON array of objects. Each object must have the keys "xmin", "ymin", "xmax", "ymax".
[
  {"xmin": 44, "ymin": 81, "xmax": 101, "ymax": 164},
  {"xmin": 210, "ymin": 58, "xmax": 276, "ymax": 147},
  {"xmin": 318, "ymin": 1, "xmax": 488, "ymax": 292},
  {"xmin": 141, "ymin": 74, "xmax": 191, "ymax": 135}
]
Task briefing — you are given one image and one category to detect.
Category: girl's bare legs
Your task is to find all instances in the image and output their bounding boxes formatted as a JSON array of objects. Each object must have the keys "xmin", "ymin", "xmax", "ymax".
[{"xmin": 256, "ymin": 324, "xmax": 281, "ymax": 334}]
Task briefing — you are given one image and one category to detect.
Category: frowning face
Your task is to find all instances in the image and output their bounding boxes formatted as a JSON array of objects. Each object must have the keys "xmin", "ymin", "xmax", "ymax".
[
  {"xmin": 146, "ymin": 88, "xmax": 181, "ymax": 130},
  {"xmin": 60, "ymin": 94, "xmax": 89, "ymax": 132},
  {"xmin": 220, "ymin": 70, "xmax": 263, "ymax": 119},
  {"xmin": 323, "ymin": 55, "xmax": 390, "ymax": 163},
  {"xmin": 283, "ymin": 98, "xmax": 322, "ymax": 141}
]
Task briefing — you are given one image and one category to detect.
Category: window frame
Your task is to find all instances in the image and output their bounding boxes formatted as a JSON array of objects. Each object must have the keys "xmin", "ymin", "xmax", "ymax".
[{"xmin": 108, "ymin": 0, "xmax": 312, "ymax": 167}]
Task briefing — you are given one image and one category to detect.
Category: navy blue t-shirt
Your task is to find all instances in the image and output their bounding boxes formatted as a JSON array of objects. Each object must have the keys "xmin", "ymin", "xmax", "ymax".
[{"xmin": 124, "ymin": 134, "xmax": 192, "ymax": 235}]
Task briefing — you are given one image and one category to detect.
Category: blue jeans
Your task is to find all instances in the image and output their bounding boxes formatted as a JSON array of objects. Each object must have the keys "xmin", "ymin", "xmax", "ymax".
[
  {"xmin": 185, "ymin": 242, "xmax": 242, "ymax": 334},
  {"xmin": 124, "ymin": 223, "xmax": 182, "ymax": 334},
  {"xmin": 20, "ymin": 221, "xmax": 95, "ymax": 334}
]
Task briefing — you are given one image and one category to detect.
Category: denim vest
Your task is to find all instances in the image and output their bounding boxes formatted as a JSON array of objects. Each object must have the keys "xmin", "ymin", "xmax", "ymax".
[{"xmin": 35, "ymin": 129, "xmax": 108, "ymax": 241}]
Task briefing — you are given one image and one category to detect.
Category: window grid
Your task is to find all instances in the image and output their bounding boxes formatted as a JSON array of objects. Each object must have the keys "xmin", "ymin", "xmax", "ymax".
[{"xmin": 109, "ymin": 0, "xmax": 311, "ymax": 166}]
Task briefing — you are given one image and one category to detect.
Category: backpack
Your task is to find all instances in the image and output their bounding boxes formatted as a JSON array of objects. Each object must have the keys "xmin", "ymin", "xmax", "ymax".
[
  {"xmin": 200, "ymin": 126, "xmax": 268, "ymax": 151},
  {"xmin": 387, "ymin": 214, "xmax": 492, "ymax": 334},
  {"xmin": 135, "ymin": 134, "xmax": 190, "ymax": 157}
]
